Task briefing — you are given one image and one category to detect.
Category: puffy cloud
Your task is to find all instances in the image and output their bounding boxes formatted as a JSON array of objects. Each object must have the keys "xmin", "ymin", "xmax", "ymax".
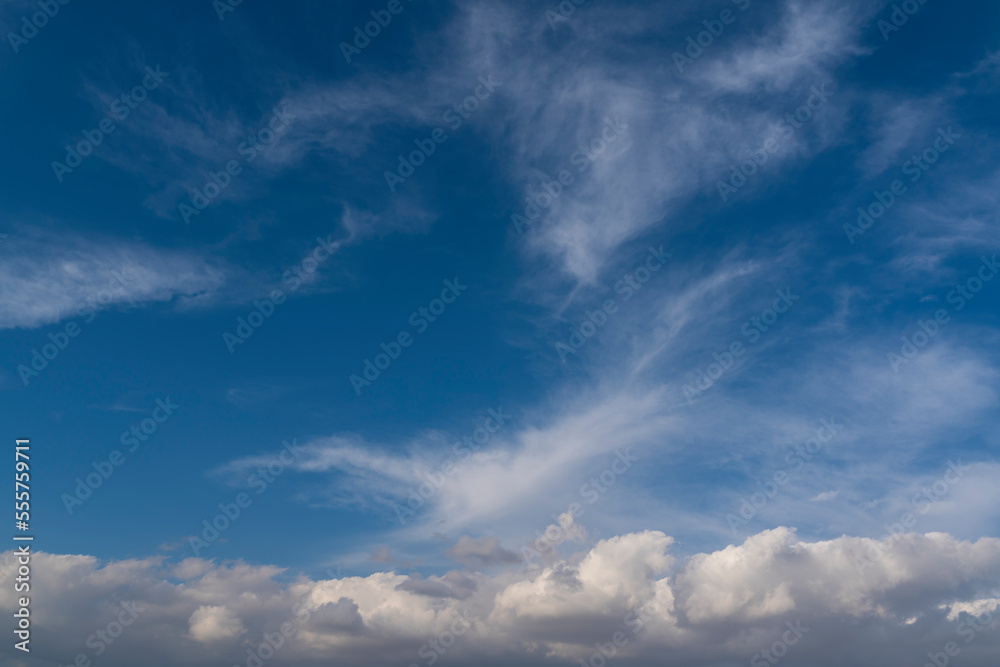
[
  {"xmin": 491, "ymin": 531, "xmax": 676, "ymax": 630},
  {"xmin": 674, "ymin": 528, "xmax": 1000, "ymax": 623},
  {"xmin": 5, "ymin": 528, "xmax": 999, "ymax": 666},
  {"xmin": 306, "ymin": 597, "xmax": 366, "ymax": 635},
  {"xmin": 188, "ymin": 605, "xmax": 245, "ymax": 643}
]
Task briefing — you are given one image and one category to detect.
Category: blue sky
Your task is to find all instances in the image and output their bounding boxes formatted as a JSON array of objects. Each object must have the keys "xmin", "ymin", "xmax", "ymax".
[{"xmin": 2, "ymin": 0, "xmax": 1000, "ymax": 665}]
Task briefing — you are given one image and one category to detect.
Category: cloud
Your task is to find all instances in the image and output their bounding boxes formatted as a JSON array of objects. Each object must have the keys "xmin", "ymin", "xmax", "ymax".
[
  {"xmin": 855, "ymin": 95, "xmax": 946, "ymax": 178},
  {"xmin": 0, "ymin": 230, "xmax": 229, "ymax": 329},
  {"xmin": 5, "ymin": 528, "xmax": 999, "ymax": 666},
  {"xmin": 446, "ymin": 536, "xmax": 522, "ymax": 568},
  {"xmin": 173, "ymin": 558, "xmax": 215, "ymax": 581},
  {"xmin": 188, "ymin": 605, "xmax": 246, "ymax": 643},
  {"xmin": 675, "ymin": 528, "xmax": 1000, "ymax": 624},
  {"xmin": 697, "ymin": 1, "xmax": 869, "ymax": 93},
  {"xmin": 941, "ymin": 597, "xmax": 1000, "ymax": 622},
  {"xmin": 218, "ymin": 387, "xmax": 672, "ymax": 536},
  {"xmin": 395, "ymin": 571, "xmax": 478, "ymax": 600},
  {"xmin": 370, "ymin": 547, "xmax": 394, "ymax": 563},
  {"xmin": 449, "ymin": 0, "xmax": 863, "ymax": 284},
  {"xmin": 491, "ymin": 530, "xmax": 676, "ymax": 633},
  {"xmin": 307, "ymin": 598, "xmax": 367, "ymax": 635},
  {"xmin": 185, "ymin": 0, "xmax": 866, "ymax": 287}
]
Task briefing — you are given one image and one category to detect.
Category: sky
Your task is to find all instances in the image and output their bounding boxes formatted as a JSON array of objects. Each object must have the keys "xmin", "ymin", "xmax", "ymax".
[{"xmin": 1, "ymin": 0, "xmax": 1000, "ymax": 665}]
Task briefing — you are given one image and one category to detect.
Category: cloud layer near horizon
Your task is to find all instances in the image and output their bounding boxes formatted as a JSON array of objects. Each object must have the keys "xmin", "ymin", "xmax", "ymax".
[{"xmin": 3, "ymin": 528, "xmax": 999, "ymax": 667}]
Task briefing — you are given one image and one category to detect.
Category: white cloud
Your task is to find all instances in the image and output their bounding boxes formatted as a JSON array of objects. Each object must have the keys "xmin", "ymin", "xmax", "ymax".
[
  {"xmin": 188, "ymin": 605, "xmax": 246, "ymax": 643},
  {"xmin": 222, "ymin": 387, "xmax": 673, "ymax": 536},
  {"xmin": 0, "ymin": 230, "xmax": 229, "ymax": 329},
  {"xmin": 466, "ymin": 0, "xmax": 863, "ymax": 284},
  {"xmin": 941, "ymin": 597, "xmax": 1000, "ymax": 622},
  {"xmin": 5, "ymin": 528, "xmax": 999, "ymax": 666},
  {"xmin": 697, "ymin": 1, "xmax": 869, "ymax": 93}
]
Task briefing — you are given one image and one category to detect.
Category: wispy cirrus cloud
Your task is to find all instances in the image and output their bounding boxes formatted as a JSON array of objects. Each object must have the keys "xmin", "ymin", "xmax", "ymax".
[{"xmin": 0, "ymin": 230, "xmax": 230, "ymax": 330}]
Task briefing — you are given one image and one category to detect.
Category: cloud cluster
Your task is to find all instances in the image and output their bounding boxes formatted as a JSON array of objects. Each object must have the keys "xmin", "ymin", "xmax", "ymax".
[{"xmin": 3, "ymin": 528, "xmax": 999, "ymax": 666}]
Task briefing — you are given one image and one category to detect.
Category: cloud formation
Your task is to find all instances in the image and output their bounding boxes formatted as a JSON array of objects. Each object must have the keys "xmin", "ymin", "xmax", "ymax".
[
  {"xmin": 4, "ymin": 528, "xmax": 999, "ymax": 666},
  {"xmin": 0, "ymin": 231, "xmax": 229, "ymax": 329}
]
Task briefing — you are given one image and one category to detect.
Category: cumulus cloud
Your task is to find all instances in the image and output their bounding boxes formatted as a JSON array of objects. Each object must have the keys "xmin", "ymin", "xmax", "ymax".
[
  {"xmin": 3, "ymin": 529, "xmax": 999, "ymax": 666},
  {"xmin": 12, "ymin": 2, "xmax": 997, "ymax": 666},
  {"xmin": 307, "ymin": 597, "xmax": 367, "ymax": 635},
  {"xmin": 491, "ymin": 530, "xmax": 676, "ymax": 635},
  {"xmin": 188, "ymin": 605, "xmax": 246, "ymax": 643}
]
